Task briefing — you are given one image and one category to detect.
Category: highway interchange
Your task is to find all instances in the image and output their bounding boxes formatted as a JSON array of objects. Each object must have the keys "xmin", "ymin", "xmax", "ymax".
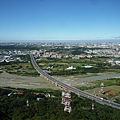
[{"xmin": 30, "ymin": 54, "xmax": 120, "ymax": 110}]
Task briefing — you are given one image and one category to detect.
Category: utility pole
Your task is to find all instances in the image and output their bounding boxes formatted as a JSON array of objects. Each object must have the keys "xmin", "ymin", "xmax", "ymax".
[
  {"xmin": 26, "ymin": 99, "xmax": 29, "ymax": 107},
  {"xmin": 92, "ymin": 103, "xmax": 94, "ymax": 110}
]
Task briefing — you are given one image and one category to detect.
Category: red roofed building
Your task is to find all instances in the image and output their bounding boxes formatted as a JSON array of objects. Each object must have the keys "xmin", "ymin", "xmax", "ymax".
[
  {"xmin": 18, "ymin": 92, "xmax": 23, "ymax": 95},
  {"xmin": 106, "ymin": 91, "xmax": 115, "ymax": 95}
]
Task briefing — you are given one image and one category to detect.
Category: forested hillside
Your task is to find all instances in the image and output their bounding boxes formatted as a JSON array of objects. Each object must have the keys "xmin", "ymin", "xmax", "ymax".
[{"xmin": 0, "ymin": 87, "xmax": 120, "ymax": 120}]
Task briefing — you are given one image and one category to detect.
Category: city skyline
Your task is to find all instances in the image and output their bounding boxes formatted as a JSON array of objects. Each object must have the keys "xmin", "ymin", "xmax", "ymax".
[{"xmin": 0, "ymin": 0, "xmax": 120, "ymax": 42}]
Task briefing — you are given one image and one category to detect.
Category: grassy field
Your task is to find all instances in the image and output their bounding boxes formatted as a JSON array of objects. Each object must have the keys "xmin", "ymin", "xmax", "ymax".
[
  {"xmin": 91, "ymin": 78, "xmax": 120, "ymax": 86},
  {"xmin": 82, "ymin": 78, "xmax": 120, "ymax": 102},
  {"xmin": 4, "ymin": 62, "xmax": 39, "ymax": 76},
  {"xmin": 2, "ymin": 56, "xmax": 120, "ymax": 77},
  {"xmin": 85, "ymin": 85, "xmax": 120, "ymax": 97},
  {"xmin": 37, "ymin": 57, "xmax": 120, "ymax": 76}
]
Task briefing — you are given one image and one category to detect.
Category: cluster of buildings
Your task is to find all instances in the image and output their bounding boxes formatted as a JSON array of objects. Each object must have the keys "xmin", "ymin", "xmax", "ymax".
[
  {"xmin": 0, "ymin": 55, "xmax": 26, "ymax": 63},
  {"xmin": 0, "ymin": 50, "xmax": 28, "ymax": 63},
  {"xmin": 107, "ymin": 58, "xmax": 120, "ymax": 66},
  {"xmin": 31, "ymin": 42, "xmax": 120, "ymax": 59},
  {"xmin": 33, "ymin": 47, "xmax": 120, "ymax": 60},
  {"xmin": 85, "ymin": 48, "xmax": 120, "ymax": 58},
  {"xmin": 0, "ymin": 42, "xmax": 120, "ymax": 63}
]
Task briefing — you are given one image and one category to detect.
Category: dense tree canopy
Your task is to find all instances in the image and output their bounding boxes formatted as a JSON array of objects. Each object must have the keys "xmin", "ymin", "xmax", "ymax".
[{"xmin": 0, "ymin": 87, "xmax": 120, "ymax": 120}]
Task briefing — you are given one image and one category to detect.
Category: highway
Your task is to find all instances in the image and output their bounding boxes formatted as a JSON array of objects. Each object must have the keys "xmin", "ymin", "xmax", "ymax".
[{"xmin": 30, "ymin": 54, "xmax": 120, "ymax": 110}]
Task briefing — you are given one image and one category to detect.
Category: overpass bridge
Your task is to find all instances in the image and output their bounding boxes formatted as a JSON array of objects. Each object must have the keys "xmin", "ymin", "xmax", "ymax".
[{"xmin": 30, "ymin": 54, "xmax": 120, "ymax": 110}]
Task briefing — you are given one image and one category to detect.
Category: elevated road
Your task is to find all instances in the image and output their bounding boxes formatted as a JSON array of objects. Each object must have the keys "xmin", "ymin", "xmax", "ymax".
[{"xmin": 30, "ymin": 54, "xmax": 120, "ymax": 109}]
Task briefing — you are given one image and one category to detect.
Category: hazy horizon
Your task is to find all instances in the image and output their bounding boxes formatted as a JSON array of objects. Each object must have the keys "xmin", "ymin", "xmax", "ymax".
[{"xmin": 0, "ymin": 39, "xmax": 120, "ymax": 43}]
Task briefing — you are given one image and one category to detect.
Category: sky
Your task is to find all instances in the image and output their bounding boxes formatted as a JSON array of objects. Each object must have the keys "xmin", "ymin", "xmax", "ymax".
[{"xmin": 0, "ymin": 0, "xmax": 120, "ymax": 42}]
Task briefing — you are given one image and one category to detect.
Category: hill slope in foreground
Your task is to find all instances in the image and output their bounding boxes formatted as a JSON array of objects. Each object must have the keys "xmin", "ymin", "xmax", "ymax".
[{"xmin": 0, "ymin": 87, "xmax": 120, "ymax": 120}]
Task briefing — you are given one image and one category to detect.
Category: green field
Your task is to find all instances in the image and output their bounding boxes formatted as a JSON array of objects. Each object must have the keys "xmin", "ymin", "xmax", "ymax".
[
  {"xmin": 37, "ymin": 57, "xmax": 120, "ymax": 76},
  {"xmin": 4, "ymin": 62, "xmax": 39, "ymax": 76},
  {"xmin": 2, "ymin": 55, "xmax": 120, "ymax": 77}
]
